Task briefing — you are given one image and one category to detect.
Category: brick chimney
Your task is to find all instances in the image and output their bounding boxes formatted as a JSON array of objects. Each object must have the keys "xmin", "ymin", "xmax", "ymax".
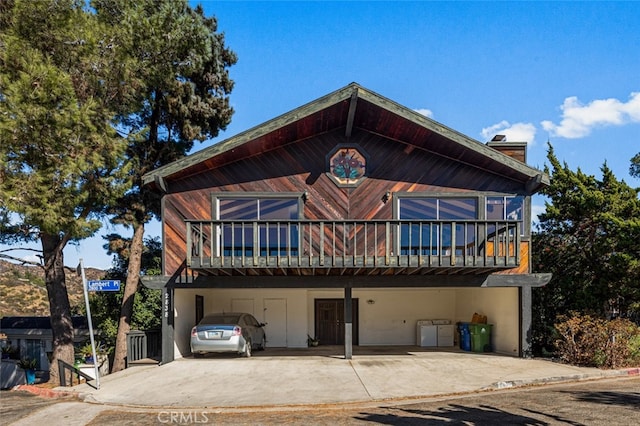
[{"xmin": 487, "ymin": 135, "xmax": 527, "ymax": 163}]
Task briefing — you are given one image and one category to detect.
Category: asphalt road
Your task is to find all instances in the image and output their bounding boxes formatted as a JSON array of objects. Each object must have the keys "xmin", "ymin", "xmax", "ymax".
[
  {"xmin": 5, "ymin": 377, "xmax": 640, "ymax": 426},
  {"xmin": 2, "ymin": 376, "xmax": 639, "ymax": 425}
]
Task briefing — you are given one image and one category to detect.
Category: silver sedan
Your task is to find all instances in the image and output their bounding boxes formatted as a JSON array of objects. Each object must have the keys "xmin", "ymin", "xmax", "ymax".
[{"xmin": 191, "ymin": 312, "xmax": 266, "ymax": 357}]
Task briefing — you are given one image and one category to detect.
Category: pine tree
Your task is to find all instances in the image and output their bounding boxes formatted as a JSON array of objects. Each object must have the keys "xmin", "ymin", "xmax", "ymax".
[
  {"xmin": 0, "ymin": 0, "xmax": 128, "ymax": 383},
  {"xmin": 631, "ymin": 152, "xmax": 640, "ymax": 178},
  {"xmin": 91, "ymin": 0, "xmax": 237, "ymax": 372}
]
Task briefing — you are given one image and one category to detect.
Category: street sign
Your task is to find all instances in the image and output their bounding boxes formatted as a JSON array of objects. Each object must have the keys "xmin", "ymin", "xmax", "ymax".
[{"xmin": 87, "ymin": 280, "xmax": 121, "ymax": 292}]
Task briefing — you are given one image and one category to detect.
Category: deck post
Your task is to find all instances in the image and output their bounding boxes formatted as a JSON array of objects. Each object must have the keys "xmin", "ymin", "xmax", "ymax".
[
  {"xmin": 344, "ymin": 286, "xmax": 353, "ymax": 360},
  {"xmin": 161, "ymin": 286, "xmax": 174, "ymax": 364},
  {"xmin": 519, "ymin": 285, "xmax": 532, "ymax": 358}
]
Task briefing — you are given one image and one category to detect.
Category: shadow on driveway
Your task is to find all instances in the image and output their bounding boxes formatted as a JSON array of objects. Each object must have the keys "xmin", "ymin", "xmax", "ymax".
[{"xmin": 198, "ymin": 345, "xmax": 481, "ymax": 358}]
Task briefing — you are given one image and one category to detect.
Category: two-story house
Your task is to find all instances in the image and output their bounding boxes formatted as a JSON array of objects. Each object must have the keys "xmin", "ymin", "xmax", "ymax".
[{"xmin": 142, "ymin": 83, "xmax": 551, "ymax": 364}]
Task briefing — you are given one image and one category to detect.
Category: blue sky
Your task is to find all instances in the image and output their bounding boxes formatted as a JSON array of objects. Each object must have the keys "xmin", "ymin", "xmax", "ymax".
[{"xmin": 4, "ymin": 1, "xmax": 640, "ymax": 269}]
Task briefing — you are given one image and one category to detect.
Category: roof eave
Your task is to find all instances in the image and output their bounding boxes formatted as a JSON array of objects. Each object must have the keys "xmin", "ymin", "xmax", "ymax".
[
  {"xmin": 142, "ymin": 83, "xmax": 549, "ymax": 192},
  {"xmin": 142, "ymin": 83, "xmax": 360, "ymax": 186},
  {"xmin": 355, "ymin": 87, "xmax": 549, "ymax": 188}
]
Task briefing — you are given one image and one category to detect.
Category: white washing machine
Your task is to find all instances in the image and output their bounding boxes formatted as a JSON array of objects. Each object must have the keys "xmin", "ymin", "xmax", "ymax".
[
  {"xmin": 417, "ymin": 319, "xmax": 454, "ymax": 347},
  {"xmin": 436, "ymin": 323, "xmax": 454, "ymax": 347},
  {"xmin": 416, "ymin": 320, "xmax": 437, "ymax": 347}
]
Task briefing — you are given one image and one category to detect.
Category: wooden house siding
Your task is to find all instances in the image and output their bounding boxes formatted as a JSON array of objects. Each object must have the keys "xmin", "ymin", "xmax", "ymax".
[{"xmin": 162, "ymin": 128, "xmax": 530, "ymax": 276}]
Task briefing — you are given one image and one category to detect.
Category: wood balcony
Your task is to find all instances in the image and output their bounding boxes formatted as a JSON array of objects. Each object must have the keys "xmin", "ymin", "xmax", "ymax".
[{"xmin": 185, "ymin": 220, "xmax": 521, "ymax": 276}]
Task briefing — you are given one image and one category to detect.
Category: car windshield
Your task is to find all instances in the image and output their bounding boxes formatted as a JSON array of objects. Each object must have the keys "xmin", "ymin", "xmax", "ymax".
[{"xmin": 201, "ymin": 315, "xmax": 241, "ymax": 325}]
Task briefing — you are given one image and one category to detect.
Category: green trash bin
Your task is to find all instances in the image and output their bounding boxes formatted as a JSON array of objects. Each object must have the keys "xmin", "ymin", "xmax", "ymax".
[{"xmin": 469, "ymin": 323, "xmax": 492, "ymax": 352}]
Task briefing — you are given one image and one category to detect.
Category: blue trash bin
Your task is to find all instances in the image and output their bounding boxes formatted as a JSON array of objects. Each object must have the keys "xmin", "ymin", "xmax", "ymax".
[{"xmin": 458, "ymin": 322, "xmax": 471, "ymax": 351}]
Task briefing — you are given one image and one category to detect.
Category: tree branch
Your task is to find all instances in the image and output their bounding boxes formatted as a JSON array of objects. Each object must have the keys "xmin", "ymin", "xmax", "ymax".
[
  {"xmin": 0, "ymin": 252, "xmax": 44, "ymax": 268},
  {"xmin": 0, "ymin": 247, "xmax": 42, "ymax": 254}
]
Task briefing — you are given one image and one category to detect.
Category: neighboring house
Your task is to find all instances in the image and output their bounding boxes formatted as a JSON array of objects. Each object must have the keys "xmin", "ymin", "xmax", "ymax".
[
  {"xmin": 142, "ymin": 83, "xmax": 551, "ymax": 364},
  {"xmin": 0, "ymin": 316, "xmax": 90, "ymax": 370}
]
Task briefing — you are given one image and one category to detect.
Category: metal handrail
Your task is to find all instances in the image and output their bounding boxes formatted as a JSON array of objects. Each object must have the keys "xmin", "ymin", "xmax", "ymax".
[
  {"xmin": 185, "ymin": 219, "xmax": 520, "ymax": 269},
  {"xmin": 58, "ymin": 359, "xmax": 98, "ymax": 389}
]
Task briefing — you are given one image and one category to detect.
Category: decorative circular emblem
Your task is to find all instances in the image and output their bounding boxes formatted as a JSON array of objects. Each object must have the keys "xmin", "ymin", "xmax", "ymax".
[{"xmin": 327, "ymin": 144, "xmax": 368, "ymax": 187}]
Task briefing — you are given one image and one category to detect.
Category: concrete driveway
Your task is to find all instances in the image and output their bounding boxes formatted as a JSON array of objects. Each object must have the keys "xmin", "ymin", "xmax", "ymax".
[{"xmin": 67, "ymin": 346, "xmax": 635, "ymax": 409}]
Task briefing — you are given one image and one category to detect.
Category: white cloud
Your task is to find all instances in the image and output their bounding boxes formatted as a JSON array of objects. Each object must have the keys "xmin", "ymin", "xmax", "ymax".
[
  {"xmin": 414, "ymin": 108, "xmax": 433, "ymax": 118},
  {"xmin": 541, "ymin": 92, "xmax": 640, "ymax": 139},
  {"xmin": 481, "ymin": 120, "xmax": 537, "ymax": 144}
]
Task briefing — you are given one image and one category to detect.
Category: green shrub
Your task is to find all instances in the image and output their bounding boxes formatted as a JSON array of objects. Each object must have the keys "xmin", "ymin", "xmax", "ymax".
[
  {"xmin": 555, "ymin": 313, "xmax": 640, "ymax": 368},
  {"xmin": 18, "ymin": 357, "xmax": 37, "ymax": 370}
]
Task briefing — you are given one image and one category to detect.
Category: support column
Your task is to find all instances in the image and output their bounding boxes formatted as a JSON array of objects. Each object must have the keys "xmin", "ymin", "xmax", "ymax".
[
  {"xmin": 161, "ymin": 286, "xmax": 174, "ymax": 364},
  {"xmin": 519, "ymin": 286, "xmax": 533, "ymax": 358},
  {"xmin": 344, "ymin": 287, "xmax": 353, "ymax": 360}
]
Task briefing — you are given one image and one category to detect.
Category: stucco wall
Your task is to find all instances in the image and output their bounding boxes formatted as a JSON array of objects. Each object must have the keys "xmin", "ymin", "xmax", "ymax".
[
  {"xmin": 454, "ymin": 287, "xmax": 519, "ymax": 355},
  {"xmin": 173, "ymin": 288, "xmax": 200, "ymax": 359},
  {"xmin": 308, "ymin": 289, "xmax": 456, "ymax": 345},
  {"xmin": 174, "ymin": 287, "xmax": 519, "ymax": 358},
  {"xmin": 174, "ymin": 288, "xmax": 310, "ymax": 358}
]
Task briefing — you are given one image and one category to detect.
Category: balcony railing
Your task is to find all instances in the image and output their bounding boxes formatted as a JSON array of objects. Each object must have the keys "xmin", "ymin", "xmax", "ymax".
[{"xmin": 185, "ymin": 220, "xmax": 521, "ymax": 271}]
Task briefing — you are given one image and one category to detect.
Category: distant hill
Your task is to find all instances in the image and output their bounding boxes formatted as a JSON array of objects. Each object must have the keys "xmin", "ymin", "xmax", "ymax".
[{"xmin": 0, "ymin": 260, "xmax": 106, "ymax": 317}]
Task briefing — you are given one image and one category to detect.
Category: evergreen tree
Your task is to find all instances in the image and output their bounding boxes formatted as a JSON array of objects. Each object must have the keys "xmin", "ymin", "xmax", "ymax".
[
  {"xmin": 532, "ymin": 144, "xmax": 640, "ymax": 354},
  {"xmin": 631, "ymin": 152, "xmax": 640, "ymax": 178},
  {"xmin": 0, "ymin": 0, "xmax": 128, "ymax": 383},
  {"xmin": 91, "ymin": 0, "xmax": 236, "ymax": 372}
]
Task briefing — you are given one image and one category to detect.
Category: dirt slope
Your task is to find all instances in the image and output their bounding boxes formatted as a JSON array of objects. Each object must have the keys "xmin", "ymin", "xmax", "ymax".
[{"xmin": 0, "ymin": 260, "xmax": 106, "ymax": 317}]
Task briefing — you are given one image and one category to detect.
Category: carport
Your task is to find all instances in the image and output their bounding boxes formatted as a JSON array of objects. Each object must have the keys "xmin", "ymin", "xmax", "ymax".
[{"xmin": 143, "ymin": 274, "xmax": 549, "ymax": 363}]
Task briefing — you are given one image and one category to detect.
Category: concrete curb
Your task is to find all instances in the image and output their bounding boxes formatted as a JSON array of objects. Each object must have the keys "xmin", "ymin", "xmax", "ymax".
[
  {"xmin": 624, "ymin": 367, "xmax": 639, "ymax": 376},
  {"xmin": 487, "ymin": 367, "xmax": 640, "ymax": 391},
  {"xmin": 13, "ymin": 384, "xmax": 80, "ymax": 399}
]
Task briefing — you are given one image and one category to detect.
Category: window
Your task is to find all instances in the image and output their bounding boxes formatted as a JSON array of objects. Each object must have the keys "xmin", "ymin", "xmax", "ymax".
[
  {"xmin": 216, "ymin": 196, "xmax": 301, "ymax": 256},
  {"xmin": 25, "ymin": 339, "xmax": 41, "ymax": 370},
  {"xmin": 399, "ymin": 197, "xmax": 477, "ymax": 220},
  {"xmin": 219, "ymin": 198, "xmax": 299, "ymax": 221},
  {"xmin": 398, "ymin": 197, "xmax": 477, "ymax": 255},
  {"xmin": 243, "ymin": 315, "xmax": 260, "ymax": 327},
  {"xmin": 486, "ymin": 196, "xmax": 524, "ymax": 236},
  {"xmin": 326, "ymin": 144, "xmax": 368, "ymax": 187}
]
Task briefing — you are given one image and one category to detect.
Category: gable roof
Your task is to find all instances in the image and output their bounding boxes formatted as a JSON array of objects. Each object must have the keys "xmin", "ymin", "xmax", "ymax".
[{"xmin": 142, "ymin": 82, "xmax": 549, "ymax": 192}]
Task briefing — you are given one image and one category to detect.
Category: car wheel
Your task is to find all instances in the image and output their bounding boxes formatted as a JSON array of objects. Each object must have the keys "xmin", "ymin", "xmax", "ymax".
[
  {"xmin": 242, "ymin": 340, "xmax": 252, "ymax": 358},
  {"xmin": 258, "ymin": 336, "xmax": 266, "ymax": 351}
]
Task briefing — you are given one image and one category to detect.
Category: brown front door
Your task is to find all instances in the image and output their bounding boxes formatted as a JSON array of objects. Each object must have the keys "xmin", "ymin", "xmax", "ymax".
[{"xmin": 314, "ymin": 299, "xmax": 358, "ymax": 345}]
